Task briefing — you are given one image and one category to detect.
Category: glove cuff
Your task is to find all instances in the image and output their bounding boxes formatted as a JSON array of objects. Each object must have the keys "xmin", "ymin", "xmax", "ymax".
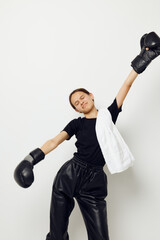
[
  {"xmin": 29, "ymin": 148, "xmax": 45, "ymax": 165},
  {"xmin": 131, "ymin": 55, "xmax": 151, "ymax": 74}
]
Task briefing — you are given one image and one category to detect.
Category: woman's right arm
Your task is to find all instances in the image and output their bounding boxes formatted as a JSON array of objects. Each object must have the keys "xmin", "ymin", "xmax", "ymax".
[
  {"xmin": 14, "ymin": 131, "xmax": 69, "ymax": 188},
  {"xmin": 40, "ymin": 131, "xmax": 69, "ymax": 155}
]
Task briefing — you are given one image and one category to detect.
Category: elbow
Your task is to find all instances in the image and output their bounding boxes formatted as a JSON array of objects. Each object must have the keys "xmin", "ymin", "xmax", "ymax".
[{"xmin": 50, "ymin": 139, "xmax": 59, "ymax": 149}]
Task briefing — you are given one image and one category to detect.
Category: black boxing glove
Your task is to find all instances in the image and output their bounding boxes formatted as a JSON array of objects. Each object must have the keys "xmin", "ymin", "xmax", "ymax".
[
  {"xmin": 131, "ymin": 31, "xmax": 160, "ymax": 73},
  {"xmin": 14, "ymin": 148, "xmax": 45, "ymax": 188}
]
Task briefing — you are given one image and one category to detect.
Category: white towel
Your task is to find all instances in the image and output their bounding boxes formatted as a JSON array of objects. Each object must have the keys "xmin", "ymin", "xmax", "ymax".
[{"xmin": 95, "ymin": 108, "xmax": 135, "ymax": 174}]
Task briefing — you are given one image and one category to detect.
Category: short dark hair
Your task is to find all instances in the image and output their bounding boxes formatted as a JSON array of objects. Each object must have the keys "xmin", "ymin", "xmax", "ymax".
[{"xmin": 69, "ymin": 88, "xmax": 90, "ymax": 109}]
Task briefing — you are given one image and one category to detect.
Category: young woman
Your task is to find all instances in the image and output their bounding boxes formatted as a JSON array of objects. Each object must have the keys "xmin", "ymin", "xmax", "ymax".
[{"xmin": 14, "ymin": 31, "xmax": 160, "ymax": 240}]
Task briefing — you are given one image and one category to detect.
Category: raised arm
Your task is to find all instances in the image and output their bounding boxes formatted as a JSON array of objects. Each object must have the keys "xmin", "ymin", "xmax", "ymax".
[
  {"xmin": 116, "ymin": 69, "xmax": 138, "ymax": 109},
  {"xmin": 116, "ymin": 31, "xmax": 160, "ymax": 109}
]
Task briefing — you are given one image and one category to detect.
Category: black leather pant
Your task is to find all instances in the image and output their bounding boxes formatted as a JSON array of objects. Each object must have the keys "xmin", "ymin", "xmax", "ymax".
[{"xmin": 46, "ymin": 156, "xmax": 109, "ymax": 240}]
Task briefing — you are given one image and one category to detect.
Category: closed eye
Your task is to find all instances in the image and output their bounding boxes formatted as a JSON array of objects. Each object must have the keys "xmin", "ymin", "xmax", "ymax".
[{"xmin": 74, "ymin": 95, "xmax": 85, "ymax": 106}]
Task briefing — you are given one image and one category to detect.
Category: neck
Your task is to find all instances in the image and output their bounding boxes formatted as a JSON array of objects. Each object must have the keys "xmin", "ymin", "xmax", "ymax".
[{"xmin": 84, "ymin": 106, "xmax": 98, "ymax": 119}]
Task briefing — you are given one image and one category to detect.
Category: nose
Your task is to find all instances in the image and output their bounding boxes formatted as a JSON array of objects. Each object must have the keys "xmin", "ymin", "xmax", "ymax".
[
  {"xmin": 81, "ymin": 101, "xmax": 85, "ymax": 107},
  {"xmin": 80, "ymin": 100, "xmax": 84, "ymax": 105}
]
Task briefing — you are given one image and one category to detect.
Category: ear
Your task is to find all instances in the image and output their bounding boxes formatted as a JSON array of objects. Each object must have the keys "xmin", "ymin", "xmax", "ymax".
[{"xmin": 89, "ymin": 93, "xmax": 94, "ymax": 100}]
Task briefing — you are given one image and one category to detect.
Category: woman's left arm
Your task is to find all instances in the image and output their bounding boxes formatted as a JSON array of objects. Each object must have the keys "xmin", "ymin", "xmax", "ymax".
[
  {"xmin": 116, "ymin": 69, "xmax": 138, "ymax": 109},
  {"xmin": 116, "ymin": 31, "xmax": 160, "ymax": 109}
]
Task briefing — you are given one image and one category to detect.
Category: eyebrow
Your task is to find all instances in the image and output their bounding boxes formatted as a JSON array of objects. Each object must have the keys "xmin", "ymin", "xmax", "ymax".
[{"xmin": 74, "ymin": 94, "xmax": 84, "ymax": 105}]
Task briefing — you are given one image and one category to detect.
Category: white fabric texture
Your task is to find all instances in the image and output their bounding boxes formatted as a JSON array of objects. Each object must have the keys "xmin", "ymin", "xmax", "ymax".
[{"xmin": 95, "ymin": 108, "xmax": 135, "ymax": 174}]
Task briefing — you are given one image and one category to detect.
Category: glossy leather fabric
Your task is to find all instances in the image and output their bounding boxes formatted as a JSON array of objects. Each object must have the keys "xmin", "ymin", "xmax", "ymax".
[{"xmin": 46, "ymin": 156, "xmax": 109, "ymax": 240}]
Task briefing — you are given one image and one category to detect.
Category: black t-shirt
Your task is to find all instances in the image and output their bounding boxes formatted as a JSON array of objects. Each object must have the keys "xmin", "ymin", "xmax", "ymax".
[{"xmin": 62, "ymin": 98, "xmax": 122, "ymax": 166}]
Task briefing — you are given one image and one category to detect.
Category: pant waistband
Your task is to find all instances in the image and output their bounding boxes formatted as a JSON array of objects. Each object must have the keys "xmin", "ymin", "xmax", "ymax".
[{"xmin": 72, "ymin": 156, "xmax": 103, "ymax": 171}]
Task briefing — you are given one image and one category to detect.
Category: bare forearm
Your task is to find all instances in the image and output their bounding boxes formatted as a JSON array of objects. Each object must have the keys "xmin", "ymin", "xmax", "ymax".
[
  {"xmin": 116, "ymin": 69, "xmax": 138, "ymax": 108},
  {"xmin": 40, "ymin": 139, "xmax": 58, "ymax": 155},
  {"xmin": 125, "ymin": 69, "xmax": 138, "ymax": 86},
  {"xmin": 40, "ymin": 131, "xmax": 69, "ymax": 155}
]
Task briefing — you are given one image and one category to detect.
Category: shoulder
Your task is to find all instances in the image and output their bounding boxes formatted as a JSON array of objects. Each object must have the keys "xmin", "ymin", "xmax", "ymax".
[
  {"xmin": 64, "ymin": 117, "xmax": 82, "ymax": 129},
  {"xmin": 107, "ymin": 98, "xmax": 122, "ymax": 124},
  {"xmin": 62, "ymin": 117, "xmax": 82, "ymax": 140},
  {"xmin": 69, "ymin": 117, "xmax": 82, "ymax": 124},
  {"xmin": 107, "ymin": 98, "xmax": 122, "ymax": 113}
]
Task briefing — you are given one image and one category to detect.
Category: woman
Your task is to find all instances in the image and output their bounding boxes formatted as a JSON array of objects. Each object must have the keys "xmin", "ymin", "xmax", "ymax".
[{"xmin": 14, "ymin": 31, "xmax": 160, "ymax": 240}]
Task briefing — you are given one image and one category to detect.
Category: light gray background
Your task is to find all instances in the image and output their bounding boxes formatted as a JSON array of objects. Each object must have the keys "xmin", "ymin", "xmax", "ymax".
[{"xmin": 0, "ymin": 0, "xmax": 160, "ymax": 239}]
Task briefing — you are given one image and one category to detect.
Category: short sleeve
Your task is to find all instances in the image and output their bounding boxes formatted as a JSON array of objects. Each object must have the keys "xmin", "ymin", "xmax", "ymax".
[
  {"xmin": 61, "ymin": 119, "xmax": 78, "ymax": 140},
  {"xmin": 107, "ymin": 98, "xmax": 122, "ymax": 124}
]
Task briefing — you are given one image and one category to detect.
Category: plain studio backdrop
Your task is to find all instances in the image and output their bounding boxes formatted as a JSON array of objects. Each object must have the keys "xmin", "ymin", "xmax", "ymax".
[{"xmin": 0, "ymin": 0, "xmax": 160, "ymax": 239}]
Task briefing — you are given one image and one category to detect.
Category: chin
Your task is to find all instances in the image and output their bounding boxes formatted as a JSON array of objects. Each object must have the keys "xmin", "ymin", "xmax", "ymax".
[{"xmin": 82, "ymin": 106, "xmax": 93, "ymax": 114}]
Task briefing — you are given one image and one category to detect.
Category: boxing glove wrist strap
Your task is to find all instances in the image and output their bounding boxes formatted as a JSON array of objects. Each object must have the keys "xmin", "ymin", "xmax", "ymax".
[
  {"xmin": 24, "ymin": 148, "xmax": 45, "ymax": 165},
  {"xmin": 131, "ymin": 55, "xmax": 151, "ymax": 74},
  {"xmin": 24, "ymin": 155, "xmax": 34, "ymax": 164}
]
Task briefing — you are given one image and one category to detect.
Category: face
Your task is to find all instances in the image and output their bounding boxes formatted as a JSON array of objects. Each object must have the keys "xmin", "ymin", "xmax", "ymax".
[{"xmin": 71, "ymin": 91, "xmax": 95, "ymax": 114}]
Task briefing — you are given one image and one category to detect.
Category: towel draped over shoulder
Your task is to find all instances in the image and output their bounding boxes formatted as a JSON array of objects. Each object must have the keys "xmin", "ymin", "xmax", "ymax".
[{"xmin": 95, "ymin": 108, "xmax": 135, "ymax": 174}]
